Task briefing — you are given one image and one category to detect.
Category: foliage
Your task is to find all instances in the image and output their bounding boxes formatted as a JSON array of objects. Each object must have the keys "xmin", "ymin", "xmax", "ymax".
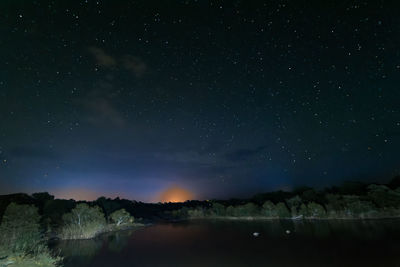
[
  {"xmin": 110, "ymin": 209, "xmax": 134, "ymax": 226},
  {"xmin": 0, "ymin": 203, "xmax": 61, "ymax": 267},
  {"xmin": 261, "ymin": 201, "xmax": 278, "ymax": 217},
  {"xmin": 187, "ymin": 208, "xmax": 205, "ymax": 218},
  {"xmin": 0, "ymin": 249, "xmax": 61, "ymax": 267},
  {"xmin": 231, "ymin": 203, "xmax": 259, "ymax": 217},
  {"xmin": 343, "ymin": 196, "xmax": 378, "ymax": 218},
  {"xmin": 61, "ymin": 203, "xmax": 106, "ymax": 239},
  {"xmin": 275, "ymin": 202, "xmax": 291, "ymax": 218},
  {"xmin": 286, "ymin": 195, "xmax": 302, "ymax": 217},
  {"xmin": 307, "ymin": 202, "xmax": 326, "ymax": 218},
  {"xmin": 0, "ymin": 203, "xmax": 41, "ymax": 254},
  {"xmin": 210, "ymin": 202, "xmax": 226, "ymax": 216},
  {"xmin": 299, "ymin": 203, "xmax": 309, "ymax": 217},
  {"xmin": 300, "ymin": 189, "xmax": 318, "ymax": 202},
  {"xmin": 96, "ymin": 197, "xmax": 123, "ymax": 217},
  {"xmin": 367, "ymin": 184, "xmax": 400, "ymax": 208},
  {"xmin": 43, "ymin": 199, "xmax": 75, "ymax": 228}
]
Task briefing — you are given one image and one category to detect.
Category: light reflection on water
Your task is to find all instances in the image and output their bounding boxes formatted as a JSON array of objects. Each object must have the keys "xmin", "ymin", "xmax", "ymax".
[{"xmin": 54, "ymin": 219, "xmax": 400, "ymax": 267}]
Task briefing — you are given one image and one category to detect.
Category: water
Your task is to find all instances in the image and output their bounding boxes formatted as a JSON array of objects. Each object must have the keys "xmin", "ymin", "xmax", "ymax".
[{"xmin": 54, "ymin": 219, "xmax": 400, "ymax": 267}]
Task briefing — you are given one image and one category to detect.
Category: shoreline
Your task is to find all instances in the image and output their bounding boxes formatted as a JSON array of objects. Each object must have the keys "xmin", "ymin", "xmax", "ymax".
[
  {"xmin": 186, "ymin": 215, "xmax": 400, "ymax": 221},
  {"xmin": 51, "ymin": 223, "xmax": 147, "ymax": 242}
]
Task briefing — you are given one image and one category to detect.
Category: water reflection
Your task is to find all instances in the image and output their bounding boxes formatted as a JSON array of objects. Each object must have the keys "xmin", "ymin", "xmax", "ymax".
[
  {"xmin": 55, "ymin": 219, "xmax": 400, "ymax": 267},
  {"xmin": 54, "ymin": 237, "xmax": 103, "ymax": 266}
]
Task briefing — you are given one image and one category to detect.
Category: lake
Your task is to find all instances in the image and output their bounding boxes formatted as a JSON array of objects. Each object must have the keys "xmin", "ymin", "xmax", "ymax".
[{"xmin": 54, "ymin": 219, "xmax": 400, "ymax": 267}]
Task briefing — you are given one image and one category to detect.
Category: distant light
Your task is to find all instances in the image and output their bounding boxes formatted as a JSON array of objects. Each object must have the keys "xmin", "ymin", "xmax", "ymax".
[{"xmin": 158, "ymin": 186, "xmax": 194, "ymax": 203}]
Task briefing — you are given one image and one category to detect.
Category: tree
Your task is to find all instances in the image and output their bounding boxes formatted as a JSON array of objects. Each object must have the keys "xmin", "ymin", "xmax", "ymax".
[
  {"xmin": 210, "ymin": 202, "xmax": 226, "ymax": 216},
  {"xmin": 110, "ymin": 209, "xmax": 133, "ymax": 226},
  {"xmin": 0, "ymin": 203, "xmax": 60, "ymax": 267},
  {"xmin": 43, "ymin": 199, "xmax": 75, "ymax": 226},
  {"xmin": 32, "ymin": 192, "xmax": 54, "ymax": 203},
  {"xmin": 307, "ymin": 202, "xmax": 326, "ymax": 218},
  {"xmin": 276, "ymin": 202, "xmax": 290, "ymax": 218},
  {"xmin": 226, "ymin": 205, "xmax": 235, "ymax": 216},
  {"xmin": 367, "ymin": 184, "xmax": 400, "ymax": 208},
  {"xmin": 61, "ymin": 203, "xmax": 106, "ymax": 239},
  {"xmin": 301, "ymin": 189, "xmax": 320, "ymax": 203},
  {"xmin": 0, "ymin": 203, "xmax": 41, "ymax": 254},
  {"xmin": 261, "ymin": 201, "xmax": 278, "ymax": 217},
  {"xmin": 286, "ymin": 195, "xmax": 302, "ymax": 216},
  {"xmin": 325, "ymin": 194, "xmax": 346, "ymax": 217},
  {"xmin": 299, "ymin": 203, "xmax": 309, "ymax": 217},
  {"xmin": 232, "ymin": 203, "xmax": 259, "ymax": 217},
  {"xmin": 343, "ymin": 195, "xmax": 377, "ymax": 218},
  {"xmin": 96, "ymin": 196, "xmax": 122, "ymax": 217},
  {"xmin": 187, "ymin": 208, "xmax": 205, "ymax": 218}
]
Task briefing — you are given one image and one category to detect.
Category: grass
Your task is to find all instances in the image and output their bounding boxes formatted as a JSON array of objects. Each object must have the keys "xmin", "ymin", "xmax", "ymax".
[{"xmin": 59, "ymin": 222, "xmax": 144, "ymax": 240}]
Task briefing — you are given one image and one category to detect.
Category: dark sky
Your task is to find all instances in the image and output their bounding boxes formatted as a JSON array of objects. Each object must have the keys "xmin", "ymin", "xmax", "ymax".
[{"xmin": 0, "ymin": 0, "xmax": 399, "ymax": 202}]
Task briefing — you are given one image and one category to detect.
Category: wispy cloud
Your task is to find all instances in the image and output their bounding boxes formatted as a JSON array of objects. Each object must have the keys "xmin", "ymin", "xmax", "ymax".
[
  {"xmin": 88, "ymin": 47, "xmax": 147, "ymax": 77},
  {"xmin": 88, "ymin": 47, "xmax": 117, "ymax": 67},
  {"xmin": 122, "ymin": 55, "xmax": 147, "ymax": 77}
]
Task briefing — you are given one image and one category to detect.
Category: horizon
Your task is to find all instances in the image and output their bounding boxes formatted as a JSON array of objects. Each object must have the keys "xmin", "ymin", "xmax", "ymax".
[{"xmin": 2, "ymin": 176, "xmax": 398, "ymax": 203}]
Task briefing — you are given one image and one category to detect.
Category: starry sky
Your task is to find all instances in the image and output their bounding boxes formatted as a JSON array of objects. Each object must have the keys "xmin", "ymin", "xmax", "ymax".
[{"xmin": 0, "ymin": 0, "xmax": 399, "ymax": 202}]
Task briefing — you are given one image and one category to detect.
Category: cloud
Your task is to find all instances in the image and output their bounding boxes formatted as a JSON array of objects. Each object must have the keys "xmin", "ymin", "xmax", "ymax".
[
  {"xmin": 225, "ymin": 145, "xmax": 267, "ymax": 162},
  {"xmin": 88, "ymin": 46, "xmax": 147, "ymax": 77},
  {"xmin": 88, "ymin": 47, "xmax": 117, "ymax": 67},
  {"xmin": 121, "ymin": 55, "xmax": 147, "ymax": 77}
]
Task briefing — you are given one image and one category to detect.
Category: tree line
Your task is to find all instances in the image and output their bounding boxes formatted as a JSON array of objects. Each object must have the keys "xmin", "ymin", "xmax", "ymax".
[
  {"xmin": 1, "ymin": 176, "xmax": 400, "ymax": 266},
  {"xmin": 169, "ymin": 178, "xmax": 400, "ymax": 220}
]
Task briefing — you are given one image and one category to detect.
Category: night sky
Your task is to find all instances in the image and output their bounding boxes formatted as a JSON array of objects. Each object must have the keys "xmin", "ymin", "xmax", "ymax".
[{"xmin": 1, "ymin": 0, "xmax": 399, "ymax": 202}]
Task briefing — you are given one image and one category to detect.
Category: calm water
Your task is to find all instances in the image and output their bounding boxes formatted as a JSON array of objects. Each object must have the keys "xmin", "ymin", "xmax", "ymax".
[{"xmin": 54, "ymin": 219, "xmax": 400, "ymax": 267}]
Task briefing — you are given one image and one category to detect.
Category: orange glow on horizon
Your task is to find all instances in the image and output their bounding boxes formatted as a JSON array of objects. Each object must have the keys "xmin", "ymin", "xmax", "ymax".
[{"xmin": 158, "ymin": 186, "xmax": 194, "ymax": 203}]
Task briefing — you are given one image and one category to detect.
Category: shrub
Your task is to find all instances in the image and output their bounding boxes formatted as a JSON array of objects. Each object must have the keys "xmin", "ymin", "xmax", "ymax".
[
  {"xmin": 343, "ymin": 196, "xmax": 377, "ymax": 218},
  {"xmin": 307, "ymin": 202, "xmax": 326, "ymax": 218},
  {"xmin": 261, "ymin": 201, "xmax": 278, "ymax": 217},
  {"xmin": 0, "ymin": 203, "xmax": 61, "ymax": 267},
  {"xmin": 210, "ymin": 202, "xmax": 226, "ymax": 216},
  {"xmin": 110, "ymin": 209, "xmax": 134, "ymax": 226},
  {"xmin": 187, "ymin": 208, "xmax": 205, "ymax": 218},
  {"xmin": 232, "ymin": 203, "xmax": 259, "ymax": 217},
  {"xmin": 276, "ymin": 202, "xmax": 290, "ymax": 218},
  {"xmin": 61, "ymin": 203, "xmax": 106, "ymax": 239},
  {"xmin": 286, "ymin": 195, "xmax": 302, "ymax": 217},
  {"xmin": 299, "ymin": 203, "xmax": 309, "ymax": 217},
  {"xmin": 0, "ymin": 203, "xmax": 41, "ymax": 254}
]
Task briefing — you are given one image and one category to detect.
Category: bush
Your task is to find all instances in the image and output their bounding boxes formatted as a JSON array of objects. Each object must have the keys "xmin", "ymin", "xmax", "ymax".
[
  {"xmin": 61, "ymin": 203, "xmax": 106, "ymax": 239},
  {"xmin": 232, "ymin": 203, "xmax": 259, "ymax": 217},
  {"xmin": 261, "ymin": 201, "xmax": 278, "ymax": 217},
  {"xmin": 343, "ymin": 196, "xmax": 377, "ymax": 218},
  {"xmin": 307, "ymin": 202, "xmax": 326, "ymax": 218},
  {"xmin": 0, "ymin": 203, "xmax": 41, "ymax": 254},
  {"xmin": 276, "ymin": 202, "xmax": 290, "ymax": 218},
  {"xmin": 0, "ymin": 203, "xmax": 61, "ymax": 267},
  {"xmin": 210, "ymin": 202, "xmax": 226, "ymax": 216},
  {"xmin": 286, "ymin": 195, "xmax": 302, "ymax": 217},
  {"xmin": 187, "ymin": 208, "xmax": 205, "ymax": 218},
  {"xmin": 110, "ymin": 209, "xmax": 134, "ymax": 226},
  {"xmin": 367, "ymin": 184, "xmax": 400, "ymax": 208}
]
